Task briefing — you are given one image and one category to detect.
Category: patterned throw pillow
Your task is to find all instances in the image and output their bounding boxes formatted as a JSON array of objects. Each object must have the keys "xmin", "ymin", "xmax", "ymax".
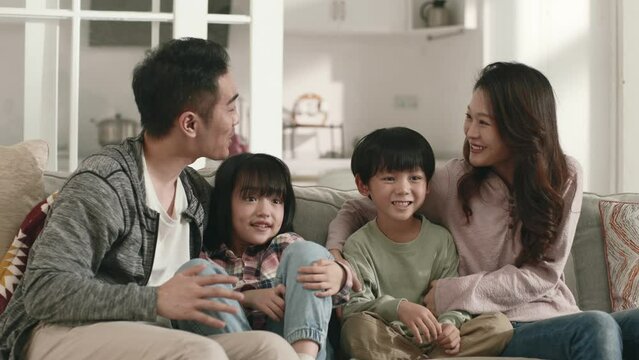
[
  {"xmin": 0, "ymin": 193, "xmax": 55, "ymax": 314},
  {"xmin": 599, "ymin": 200, "xmax": 639, "ymax": 312}
]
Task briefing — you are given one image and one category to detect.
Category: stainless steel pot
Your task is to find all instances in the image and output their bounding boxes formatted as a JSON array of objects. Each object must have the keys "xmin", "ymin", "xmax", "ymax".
[{"xmin": 93, "ymin": 113, "xmax": 140, "ymax": 146}]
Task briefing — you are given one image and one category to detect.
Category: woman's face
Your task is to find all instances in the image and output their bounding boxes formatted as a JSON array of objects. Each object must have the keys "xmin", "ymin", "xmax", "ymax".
[{"xmin": 464, "ymin": 89, "xmax": 515, "ymax": 182}]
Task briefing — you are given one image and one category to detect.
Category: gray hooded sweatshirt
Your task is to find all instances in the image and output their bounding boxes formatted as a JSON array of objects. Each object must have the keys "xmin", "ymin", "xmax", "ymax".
[{"xmin": 0, "ymin": 135, "xmax": 211, "ymax": 359}]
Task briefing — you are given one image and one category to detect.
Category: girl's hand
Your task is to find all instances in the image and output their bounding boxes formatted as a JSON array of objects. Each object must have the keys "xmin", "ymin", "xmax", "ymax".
[
  {"xmin": 423, "ymin": 280, "xmax": 439, "ymax": 316},
  {"xmin": 397, "ymin": 300, "xmax": 442, "ymax": 344},
  {"xmin": 297, "ymin": 259, "xmax": 344, "ymax": 297},
  {"xmin": 436, "ymin": 323, "xmax": 461, "ymax": 355},
  {"xmin": 240, "ymin": 285, "xmax": 286, "ymax": 321}
]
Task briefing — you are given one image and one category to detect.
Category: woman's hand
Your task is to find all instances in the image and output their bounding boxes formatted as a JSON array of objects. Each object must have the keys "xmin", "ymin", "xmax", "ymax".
[
  {"xmin": 436, "ymin": 323, "xmax": 461, "ymax": 355},
  {"xmin": 297, "ymin": 259, "xmax": 344, "ymax": 297},
  {"xmin": 330, "ymin": 249, "xmax": 362, "ymax": 292},
  {"xmin": 397, "ymin": 300, "xmax": 442, "ymax": 344},
  {"xmin": 423, "ymin": 280, "xmax": 439, "ymax": 316},
  {"xmin": 240, "ymin": 285, "xmax": 286, "ymax": 321}
]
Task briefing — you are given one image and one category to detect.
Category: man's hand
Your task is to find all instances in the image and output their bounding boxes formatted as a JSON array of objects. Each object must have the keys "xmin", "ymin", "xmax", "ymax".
[
  {"xmin": 397, "ymin": 300, "xmax": 442, "ymax": 344},
  {"xmin": 423, "ymin": 280, "xmax": 439, "ymax": 316},
  {"xmin": 297, "ymin": 259, "xmax": 344, "ymax": 297},
  {"xmin": 241, "ymin": 285, "xmax": 286, "ymax": 321},
  {"xmin": 157, "ymin": 263, "xmax": 243, "ymax": 329},
  {"xmin": 436, "ymin": 323, "xmax": 461, "ymax": 355}
]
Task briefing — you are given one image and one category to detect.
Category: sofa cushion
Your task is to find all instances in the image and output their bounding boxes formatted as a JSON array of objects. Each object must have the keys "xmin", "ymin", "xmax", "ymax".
[
  {"xmin": 0, "ymin": 194, "xmax": 55, "ymax": 314},
  {"xmin": 573, "ymin": 192, "xmax": 639, "ymax": 312},
  {"xmin": 598, "ymin": 200, "xmax": 639, "ymax": 311},
  {"xmin": 0, "ymin": 140, "xmax": 48, "ymax": 258}
]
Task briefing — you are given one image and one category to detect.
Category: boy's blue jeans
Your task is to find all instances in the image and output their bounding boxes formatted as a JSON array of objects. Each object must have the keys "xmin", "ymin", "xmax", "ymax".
[
  {"xmin": 174, "ymin": 241, "xmax": 333, "ymax": 360},
  {"xmin": 501, "ymin": 309, "xmax": 639, "ymax": 360}
]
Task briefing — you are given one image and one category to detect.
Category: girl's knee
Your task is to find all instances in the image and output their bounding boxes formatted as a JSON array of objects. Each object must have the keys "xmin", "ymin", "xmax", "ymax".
[
  {"xmin": 283, "ymin": 240, "xmax": 330, "ymax": 264},
  {"xmin": 177, "ymin": 258, "xmax": 227, "ymax": 276}
]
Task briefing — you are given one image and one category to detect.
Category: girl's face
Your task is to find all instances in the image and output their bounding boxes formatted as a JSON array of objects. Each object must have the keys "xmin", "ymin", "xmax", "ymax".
[
  {"xmin": 464, "ymin": 89, "xmax": 515, "ymax": 183},
  {"xmin": 230, "ymin": 185, "xmax": 284, "ymax": 253}
]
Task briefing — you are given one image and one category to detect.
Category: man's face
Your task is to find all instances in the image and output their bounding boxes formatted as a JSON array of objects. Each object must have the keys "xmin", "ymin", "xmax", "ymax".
[{"xmin": 199, "ymin": 72, "xmax": 239, "ymax": 160}]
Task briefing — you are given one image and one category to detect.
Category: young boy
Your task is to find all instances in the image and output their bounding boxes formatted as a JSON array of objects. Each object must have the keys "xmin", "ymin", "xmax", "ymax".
[{"xmin": 340, "ymin": 127, "xmax": 511, "ymax": 359}]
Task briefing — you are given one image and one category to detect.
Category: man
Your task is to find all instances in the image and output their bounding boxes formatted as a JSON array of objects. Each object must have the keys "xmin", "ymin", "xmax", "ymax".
[{"xmin": 0, "ymin": 38, "xmax": 296, "ymax": 360}]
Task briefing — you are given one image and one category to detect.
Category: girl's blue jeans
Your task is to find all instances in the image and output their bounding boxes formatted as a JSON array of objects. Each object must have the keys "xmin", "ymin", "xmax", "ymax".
[
  {"xmin": 501, "ymin": 309, "xmax": 639, "ymax": 360},
  {"xmin": 174, "ymin": 241, "xmax": 333, "ymax": 360}
]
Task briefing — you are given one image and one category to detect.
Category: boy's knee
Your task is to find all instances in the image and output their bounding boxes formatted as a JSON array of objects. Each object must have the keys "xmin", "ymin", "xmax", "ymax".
[{"xmin": 464, "ymin": 312, "xmax": 513, "ymax": 334}]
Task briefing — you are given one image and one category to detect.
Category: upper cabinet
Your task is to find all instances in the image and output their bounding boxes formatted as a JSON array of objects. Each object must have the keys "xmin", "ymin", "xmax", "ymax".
[
  {"xmin": 284, "ymin": 0, "xmax": 407, "ymax": 34},
  {"xmin": 284, "ymin": 0, "xmax": 478, "ymax": 35}
]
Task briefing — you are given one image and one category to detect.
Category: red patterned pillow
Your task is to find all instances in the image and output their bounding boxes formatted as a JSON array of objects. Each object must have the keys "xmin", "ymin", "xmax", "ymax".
[
  {"xmin": 0, "ymin": 193, "xmax": 55, "ymax": 314},
  {"xmin": 599, "ymin": 200, "xmax": 639, "ymax": 312}
]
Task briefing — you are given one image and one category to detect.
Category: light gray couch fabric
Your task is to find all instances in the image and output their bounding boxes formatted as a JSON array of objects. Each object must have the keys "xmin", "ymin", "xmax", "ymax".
[{"xmin": 40, "ymin": 170, "xmax": 627, "ymax": 360}]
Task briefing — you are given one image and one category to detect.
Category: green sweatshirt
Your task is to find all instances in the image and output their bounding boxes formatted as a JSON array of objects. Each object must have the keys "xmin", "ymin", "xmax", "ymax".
[{"xmin": 343, "ymin": 215, "xmax": 470, "ymax": 328}]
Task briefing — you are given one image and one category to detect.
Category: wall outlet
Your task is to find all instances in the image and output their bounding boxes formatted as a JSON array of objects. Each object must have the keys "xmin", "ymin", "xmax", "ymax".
[{"xmin": 393, "ymin": 94, "xmax": 419, "ymax": 109}]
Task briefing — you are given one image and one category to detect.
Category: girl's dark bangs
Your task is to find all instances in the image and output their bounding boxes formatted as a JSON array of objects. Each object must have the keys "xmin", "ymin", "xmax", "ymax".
[{"xmin": 236, "ymin": 158, "xmax": 288, "ymax": 198}]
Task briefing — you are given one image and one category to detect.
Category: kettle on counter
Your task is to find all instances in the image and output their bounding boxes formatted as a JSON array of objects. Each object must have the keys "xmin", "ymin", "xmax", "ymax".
[{"xmin": 420, "ymin": 0, "xmax": 449, "ymax": 28}]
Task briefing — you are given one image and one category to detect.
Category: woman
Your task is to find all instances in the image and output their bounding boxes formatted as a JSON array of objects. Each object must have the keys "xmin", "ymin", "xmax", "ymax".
[{"xmin": 327, "ymin": 62, "xmax": 638, "ymax": 359}]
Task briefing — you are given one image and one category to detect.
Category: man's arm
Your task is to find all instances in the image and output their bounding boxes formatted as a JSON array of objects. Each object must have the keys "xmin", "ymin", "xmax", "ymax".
[{"xmin": 22, "ymin": 171, "xmax": 158, "ymax": 323}]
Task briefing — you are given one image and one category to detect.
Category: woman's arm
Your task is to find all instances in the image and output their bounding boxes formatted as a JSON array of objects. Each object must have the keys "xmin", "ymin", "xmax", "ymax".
[{"xmin": 326, "ymin": 197, "xmax": 376, "ymax": 252}]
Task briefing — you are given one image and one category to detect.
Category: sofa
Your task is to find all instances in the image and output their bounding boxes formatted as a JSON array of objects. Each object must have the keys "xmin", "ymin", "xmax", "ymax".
[{"xmin": 1, "ymin": 141, "xmax": 637, "ymax": 359}]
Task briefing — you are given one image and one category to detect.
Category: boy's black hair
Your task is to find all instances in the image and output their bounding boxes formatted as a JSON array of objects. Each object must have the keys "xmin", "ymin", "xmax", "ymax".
[
  {"xmin": 351, "ymin": 127, "xmax": 435, "ymax": 184},
  {"xmin": 132, "ymin": 37, "xmax": 230, "ymax": 138},
  {"xmin": 204, "ymin": 153, "xmax": 296, "ymax": 253}
]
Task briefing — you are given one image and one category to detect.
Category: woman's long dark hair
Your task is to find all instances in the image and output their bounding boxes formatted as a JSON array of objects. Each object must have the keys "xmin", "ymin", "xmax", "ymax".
[
  {"xmin": 204, "ymin": 153, "xmax": 296, "ymax": 253},
  {"xmin": 458, "ymin": 62, "xmax": 570, "ymax": 267}
]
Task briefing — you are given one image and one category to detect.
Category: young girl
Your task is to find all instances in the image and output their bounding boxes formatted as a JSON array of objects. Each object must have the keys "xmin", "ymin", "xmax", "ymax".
[
  {"xmin": 203, "ymin": 153, "xmax": 351, "ymax": 360},
  {"xmin": 326, "ymin": 62, "xmax": 639, "ymax": 360}
]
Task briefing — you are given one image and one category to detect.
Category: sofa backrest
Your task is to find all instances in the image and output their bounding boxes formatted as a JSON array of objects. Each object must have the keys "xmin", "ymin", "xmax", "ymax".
[{"xmin": 40, "ymin": 171, "xmax": 631, "ymax": 313}]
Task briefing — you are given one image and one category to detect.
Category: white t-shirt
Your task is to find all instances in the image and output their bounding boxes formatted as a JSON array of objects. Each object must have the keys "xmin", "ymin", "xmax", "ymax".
[{"xmin": 142, "ymin": 154, "xmax": 190, "ymax": 287}]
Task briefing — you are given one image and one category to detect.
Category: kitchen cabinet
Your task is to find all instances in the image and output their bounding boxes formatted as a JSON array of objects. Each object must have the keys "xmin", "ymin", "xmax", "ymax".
[
  {"xmin": 284, "ymin": 0, "xmax": 407, "ymax": 34},
  {"xmin": 284, "ymin": 0, "xmax": 478, "ymax": 36}
]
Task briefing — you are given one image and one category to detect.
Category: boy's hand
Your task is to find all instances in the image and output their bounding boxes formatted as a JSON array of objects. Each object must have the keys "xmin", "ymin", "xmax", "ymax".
[
  {"xmin": 297, "ymin": 259, "xmax": 344, "ymax": 297},
  {"xmin": 397, "ymin": 300, "xmax": 442, "ymax": 344},
  {"xmin": 240, "ymin": 285, "xmax": 286, "ymax": 321},
  {"xmin": 157, "ymin": 264, "xmax": 243, "ymax": 329},
  {"xmin": 436, "ymin": 323, "xmax": 461, "ymax": 355}
]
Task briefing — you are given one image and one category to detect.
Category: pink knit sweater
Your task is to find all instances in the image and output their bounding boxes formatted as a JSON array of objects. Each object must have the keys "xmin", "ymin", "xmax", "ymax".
[{"xmin": 326, "ymin": 157, "xmax": 583, "ymax": 322}]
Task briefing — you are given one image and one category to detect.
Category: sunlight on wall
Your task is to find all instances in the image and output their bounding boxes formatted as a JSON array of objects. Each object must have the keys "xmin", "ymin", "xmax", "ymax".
[{"xmin": 483, "ymin": 0, "xmax": 618, "ymax": 193}]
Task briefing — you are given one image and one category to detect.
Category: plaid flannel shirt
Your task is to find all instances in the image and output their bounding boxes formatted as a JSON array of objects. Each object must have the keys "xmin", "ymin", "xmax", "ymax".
[{"xmin": 210, "ymin": 232, "xmax": 351, "ymax": 329}]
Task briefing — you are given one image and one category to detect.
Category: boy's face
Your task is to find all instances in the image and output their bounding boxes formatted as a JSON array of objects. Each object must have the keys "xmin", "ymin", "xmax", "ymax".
[
  {"xmin": 230, "ymin": 186, "xmax": 284, "ymax": 253},
  {"xmin": 356, "ymin": 168, "xmax": 428, "ymax": 224}
]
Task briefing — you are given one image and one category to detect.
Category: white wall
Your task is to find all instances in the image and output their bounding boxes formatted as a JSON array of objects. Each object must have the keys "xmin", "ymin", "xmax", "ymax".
[
  {"xmin": 483, "ymin": 0, "xmax": 616, "ymax": 193},
  {"xmin": 621, "ymin": 0, "xmax": 639, "ymax": 192},
  {"xmin": 282, "ymin": 31, "xmax": 483, "ymax": 160},
  {"xmin": 0, "ymin": 23, "xmax": 25, "ymax": 146}
]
